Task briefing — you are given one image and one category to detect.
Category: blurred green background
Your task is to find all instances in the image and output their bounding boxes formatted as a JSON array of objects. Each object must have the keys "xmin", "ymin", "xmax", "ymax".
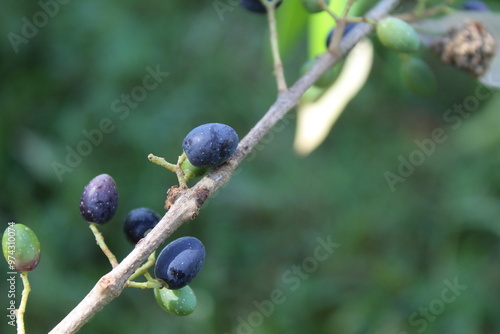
[{"xmin": 2, "ymin": 0, "xmax": 500, "ymax": 333}]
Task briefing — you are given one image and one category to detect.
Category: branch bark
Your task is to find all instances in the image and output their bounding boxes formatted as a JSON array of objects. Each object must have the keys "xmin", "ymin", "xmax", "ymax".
[{"xmin": 48, "ymin": 0, "xmax": 400, "ymax": 332}]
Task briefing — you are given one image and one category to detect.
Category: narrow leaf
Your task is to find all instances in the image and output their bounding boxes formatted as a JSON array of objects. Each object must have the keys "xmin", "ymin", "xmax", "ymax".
[{"xmin": 294, "ymin": 39, "xmax": 374, "ymax": 156}]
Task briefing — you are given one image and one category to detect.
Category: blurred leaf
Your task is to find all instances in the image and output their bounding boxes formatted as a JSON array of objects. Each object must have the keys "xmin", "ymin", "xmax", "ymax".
[
  {"xmin": 294, "ymin": 38, "xmax": 373, "ymax": 156},
  {"xmin": 412, "ymin": 11, "xmax": 500, "ymax": 87},
  {"xmin": 277, "ymin": 1, "xmax": 309, "ymax": 56}
]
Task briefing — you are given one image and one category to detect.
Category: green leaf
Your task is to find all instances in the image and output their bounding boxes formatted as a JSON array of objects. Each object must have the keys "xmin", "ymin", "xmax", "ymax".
[
  {"xmin": 276, "ymin": 1, "xmax": 309, "ymax": 56},
  {"xmin": 294, "ymin": 39, "xmax": 374, "ymax": 155}
]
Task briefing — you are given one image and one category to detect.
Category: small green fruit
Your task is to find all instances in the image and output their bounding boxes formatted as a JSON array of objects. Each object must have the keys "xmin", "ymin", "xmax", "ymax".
[
  {"xmin": 376, "ymin": 17, "xmax": 420, "ymax": 53},
  {"xmin": 301, "ymin": 0, "xmax": 330, "ymax": 14},
  {"xmin": 401, "ymin": 57, "xmax": 437, "ymax": 97},
  {"xmin": 2, "ymin": 224, "xmax": 41, "ymax": 272},
  {"xmin": 301, "ymin": 58, "xmax": 341, "ymax": 88},
  {"xmin": 154, "ymin": 285, "xmax": 197, "ymax": 316},
  {"xmin": 181, "ymin": 158, "xmax": 210, "ymax": 179}
]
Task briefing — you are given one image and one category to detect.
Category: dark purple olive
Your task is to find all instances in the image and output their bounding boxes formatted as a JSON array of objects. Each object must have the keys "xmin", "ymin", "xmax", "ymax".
[
  {"xmin": 155, "ymin": 237, "xmax": 205, "ymax": 290},
  {"xmin": 79, "ymin": 174, "xmax": 118, "ymax": 224}
]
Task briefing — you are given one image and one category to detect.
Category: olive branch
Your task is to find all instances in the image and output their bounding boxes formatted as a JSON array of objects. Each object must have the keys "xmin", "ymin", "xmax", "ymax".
[{"xmin": 46, "ymin": 1, "xmax": 402, "ymax": 332}]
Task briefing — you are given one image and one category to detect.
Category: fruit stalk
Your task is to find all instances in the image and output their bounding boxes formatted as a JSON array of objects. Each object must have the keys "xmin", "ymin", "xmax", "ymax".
[
  {"xmin": 17, "ymin": 272, "xmax": 30, "ymax": 334},
  {"xmin": 48, "ymin": 1, "xmax": 401, "ymax": 333},
  {"xmin": 89, "ymin": 224, "xmax": 119, "ymax": 268},
  {"xmin": 127, "ymin": 252, "xmax": 156, "ymax": 281},
  {"xmin": 265, "ymin": 0, "xmax": 288, "ymax": 93},
  {"xmin": 328, "ymin": 0, "xmax": 358, "ymax": 52},
  {"xmin": 396, "ymin": 0, "xmax": 455, "ymax": 22}
]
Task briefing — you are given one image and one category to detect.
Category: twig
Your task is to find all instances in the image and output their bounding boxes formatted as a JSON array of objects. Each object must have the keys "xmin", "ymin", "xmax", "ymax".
[
  {"xmin": 396, "ymin": 0, "xmax": 455, "ymax": 22},
  {"xmin": 148, "ymin": 153, "xmax": 189, "ymax": 187},
  {"xmin": 147, "ymin": 154, "xmax": 177, "ymax": 172},
  {"xmin": 127, "ymin": 252, "xmax": 156, "ymax": 282},
  {"xmin": 126, "ymin": 280, "xmax": 162, "ymax": 289},
  {"xmin": 320, "ymin": 0, "xmax": 340, "ymax": 21},
  {"xmin": 265, "ymin": 1, "xmax": 287, "ymax": 93},
  {"xmin": 17, "ymin": 272, "xmax": 30, "ymax": 334},
  {"xmin": 89, "ymin": 224, "xmax": 119, "ymax": 268},
  {"xmin": 48, "ymin": 0, "xmax": 400, "ymax": 332},
  {"xmin": 329, "ymin": 0, "xmax": 358, "ymax": 52}
]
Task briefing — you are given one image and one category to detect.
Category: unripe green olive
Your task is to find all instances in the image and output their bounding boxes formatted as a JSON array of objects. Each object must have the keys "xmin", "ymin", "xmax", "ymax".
[
  {"xmin": 401, "ymin": 57, "xmax": 437, "ymax": 97},
  {"xmin": 376, "ymin": 17, "xmax": 420, "ymax": 53},
  {"xmin": 301, "ymin": 58, "xmax": 341, "ymax": 88},
  {"xmin": 301, "ymin": 0, "xmax": 330, "ymax": 14},
  {"xmin": 2, "ymin": 224, "xmax": 41, "ymax": 272},
  {"xmin": 154, "ymin": 285, "xmax": 197, "ymax": 316}
]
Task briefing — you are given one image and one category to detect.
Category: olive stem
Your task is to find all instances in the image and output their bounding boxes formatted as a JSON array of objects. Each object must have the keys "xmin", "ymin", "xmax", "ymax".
[
  {"xmin": 328, "ymin": 0, "xmax": 358, "ymax": 53},
  {"xmin": 264, "ymin": 0, "xmax": 288, "ymax": 93},
  {"xmin": 319, "ymin": 0, "xmax": 377, "ymax": 26},
  {"xmin": 319, "ymin": 0, "xmax": 340, "ymax": 21},
  {"xmin": 17, "ymin": 272, "xmax": 30, "ymax": 334},
  {"xmin": 176, "ymin": 153, "xmax": 189, "ymax": 187},
  {"xmin": 127, "ymin": 252, "xmax": 156, "ymax": 281},
  {"xmin": 147, "ymin": 153, "xmax": 178, "ymax": 172},
  {"xmin": 144, "ymin": 271, "xmax": 157, "ymax": 283},
  {"xmin": 346, "ymin": 16, "xmax": 377, "ymax": 25},
  {"xmin": 89, "ymin": 224, "xmax": 119, "ymax": 268},
  {"xmin": 148, "ymin": 153, "xmax": 190, "ymax": 187},
  {"xmin": 396, "ymin": 0, "xmax": 455, "ymax": 22},
  {"xmin": 127, "ymin": 271, "xmax": 161, "ymax": 290},
  {"xmin": 126, "ymin": 279, "xmax": 162, "ymax": 290}
]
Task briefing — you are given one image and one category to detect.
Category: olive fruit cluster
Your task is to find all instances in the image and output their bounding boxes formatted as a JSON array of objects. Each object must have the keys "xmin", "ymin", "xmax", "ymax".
[
  {"xmin": 77, "ymin": 172, "xmax": 206, "ymax": 316},
  {"xmin": 2, "ymin": 223, "xmax": 41, "ymax": 272},
  {"xmin": 79, "ymin": 175, "xmax": 162, "ymax": 245},
  {"xmin": 153, "ymin": 236, "xmax": 206, "ymax": 316}
]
